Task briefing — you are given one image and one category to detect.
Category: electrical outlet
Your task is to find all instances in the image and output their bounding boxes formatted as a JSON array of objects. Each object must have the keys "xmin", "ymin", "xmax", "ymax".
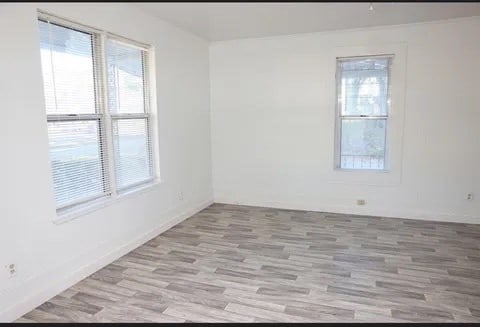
[
  {"xmin": 357, "ymin": 199, "xmax": 366, "ymax": 206},
  {"xmin": 5, "ymin": 264, "xmax": 16, "ymax": 278},
  {"xmin": 178, "ymin": 191, "xmax": 184, "ymax": 201},
  {"xmin": 467, "ymin": 193, "xmax": 474, "ymax": 201}
]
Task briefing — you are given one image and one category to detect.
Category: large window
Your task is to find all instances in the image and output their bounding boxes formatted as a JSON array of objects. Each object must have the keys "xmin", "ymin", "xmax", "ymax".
[
  {"xmin": 38, "ymin": 13, "xmax": 156, "ymax": 215},
  {"xmin": 335, "ymin": 56, "xmax": 392, "ymax": 171}
]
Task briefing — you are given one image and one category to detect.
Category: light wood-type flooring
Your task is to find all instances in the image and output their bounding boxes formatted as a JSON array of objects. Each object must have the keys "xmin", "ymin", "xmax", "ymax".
[{"xmin": 18, "ymin": 203, "xmax": 480, "ymax": 322}]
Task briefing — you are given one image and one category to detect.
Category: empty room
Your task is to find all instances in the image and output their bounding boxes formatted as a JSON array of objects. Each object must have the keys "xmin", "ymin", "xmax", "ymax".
[{"xmin": 2, "ymin": 1, "xmax": 480, "ymax": 323}]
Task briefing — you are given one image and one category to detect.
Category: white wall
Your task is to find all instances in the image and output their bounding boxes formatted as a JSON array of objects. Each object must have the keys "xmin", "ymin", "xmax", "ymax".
[
  {"xmin": 210, "ymin": 17, "xmax": 480, "ymax": 224},
  {"xmin": 0, "ymin": 3, "xmax": 213, "ymax": 321}
]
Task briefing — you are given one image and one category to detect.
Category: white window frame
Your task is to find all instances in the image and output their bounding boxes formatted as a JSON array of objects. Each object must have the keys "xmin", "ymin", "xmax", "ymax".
[
  {"xmin": 103, "ymin": 36, "xmax": 156, "ymax": 195},
  {"xmin": 328, "ymin": 44, "xmax": 407, "ymax": 186},
  {"xmin": 334, "ymin": 54, "xmax": 393, "ymax": 172},
  {"xmin": 38, "ymin": 11, "xmax": 159, "ymax": 222}
]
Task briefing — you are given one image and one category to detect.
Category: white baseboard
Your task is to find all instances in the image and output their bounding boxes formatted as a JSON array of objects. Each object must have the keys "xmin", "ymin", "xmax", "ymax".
[
  {"xmin": 0, "ymin": 198, "xmax": 213, "ymax": 323},
  {"xmin": 214, "ymin": 196, "xmax": 479, "ymax": 225}
]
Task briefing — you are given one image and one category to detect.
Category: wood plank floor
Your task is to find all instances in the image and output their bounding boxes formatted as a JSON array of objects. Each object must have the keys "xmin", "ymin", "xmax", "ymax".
[{"xmin": 18, "ymin": 203, "xmax": 480, "ymax": 322}]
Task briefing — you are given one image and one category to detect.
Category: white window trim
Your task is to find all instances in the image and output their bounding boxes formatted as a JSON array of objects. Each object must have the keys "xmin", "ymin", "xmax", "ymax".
[
  {"xmin": 38, "ymin": 11, "xmax": 161, "ymax": 223},
  {"xmin": 328, "ymin": 43, "xmax": 407, "ymax": 186}
]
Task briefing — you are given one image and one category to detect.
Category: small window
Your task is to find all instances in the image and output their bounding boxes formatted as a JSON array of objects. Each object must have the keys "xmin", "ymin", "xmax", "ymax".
[
  {"xmin": 38, "ymin": 13, "xmax": 157, "ymax": 216},
  {"xmin": 335, "ymin": 56, "xmax": 392, "ymax": 170}
]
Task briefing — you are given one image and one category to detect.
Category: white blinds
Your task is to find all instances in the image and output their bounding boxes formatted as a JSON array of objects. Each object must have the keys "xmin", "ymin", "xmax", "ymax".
[
  {"xmin": 39, "ymin": 19, "xmax": 109, "ymax": 209},
  {"xmin": 106, "ymin": 39, "xmax": 153, "ymax": 191},
  {"xmin": 47, "ymin": 120, "xmax": 108, "ymax": 208},
  {"xmin": 112, "ymin": 118, "xmax": 153, "ymax": 190},
  {"xmin": 38, "ymin": 14, "xmax": 155, "ymax": 212}
]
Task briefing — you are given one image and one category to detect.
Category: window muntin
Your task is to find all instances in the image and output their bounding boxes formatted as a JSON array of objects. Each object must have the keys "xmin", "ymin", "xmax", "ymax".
[
  {"xmin": 38, "ymin": 14, "xmax": 156, "ymax": 214},
  {"xmin": 335, "ymin": 56, "xmax": 392, "ymax": 170}
]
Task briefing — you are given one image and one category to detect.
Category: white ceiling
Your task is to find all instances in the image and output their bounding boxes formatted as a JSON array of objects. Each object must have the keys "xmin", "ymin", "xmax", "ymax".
[{"xmin": 135, "ymin": 2, "xmax": 480, "ymax": 41}]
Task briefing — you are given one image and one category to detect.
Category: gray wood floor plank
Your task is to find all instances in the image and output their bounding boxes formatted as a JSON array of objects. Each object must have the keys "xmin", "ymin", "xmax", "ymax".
[
  {"xmin": 17, "ymin": 203, "xmax": 480, "ymax": 323},
  {"xmin": 225, "ymin": 302, "xmax": 310, "ymax": 322}
]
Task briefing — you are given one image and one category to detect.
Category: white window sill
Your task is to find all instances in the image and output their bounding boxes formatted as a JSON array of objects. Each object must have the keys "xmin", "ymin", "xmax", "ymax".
[
  {"xmin": 53, "ymin": 180, "xmax": 161, "ymax": 225},
  {"xmin": 334, "ymin": 167, "xmax": 390, "ymax": 173}
]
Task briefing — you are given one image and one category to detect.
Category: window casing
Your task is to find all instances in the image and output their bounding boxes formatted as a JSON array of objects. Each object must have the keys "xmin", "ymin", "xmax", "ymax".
[
  {"xmin": 334, "ymin": 55, "xmax": 393, "ymax": 171},
  {"xmin": 38, "ymin": 12, "xmax": 157, "ymax": 217}
]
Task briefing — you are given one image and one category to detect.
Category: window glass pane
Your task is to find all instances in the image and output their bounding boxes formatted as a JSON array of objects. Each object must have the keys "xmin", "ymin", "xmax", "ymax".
[
  {"xmin": 106, "ymin": 40, "xmax": 145, "ymax": 114},
  {"xmin": 113, "ymin": 118, "xmax": 152, "ymax": 189},
  {"xmin": 340, "ymin": 119, "xmax": 386, "ymax": 170},
  {"xmin": 339, "ymin": 58, "xmax": 389, "ymax": 116},
  {"xmin": 48, "ymin": 120, "xmax": 106, "ymax": 208},
  {"xmin": 38, "ymin": 20, "xmax": 96, "ymax": 114}
]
